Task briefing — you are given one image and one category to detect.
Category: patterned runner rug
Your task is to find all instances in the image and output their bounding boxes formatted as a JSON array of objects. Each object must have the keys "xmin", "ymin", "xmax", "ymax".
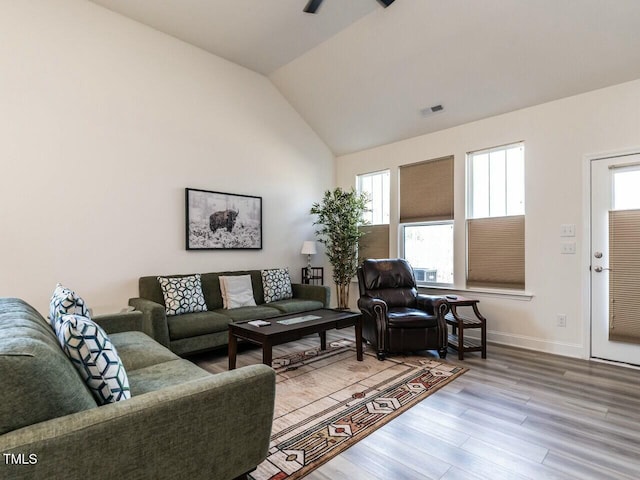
[{"xmin": 251, "ymin": 341, "xmax": 467, "ymax": 480}]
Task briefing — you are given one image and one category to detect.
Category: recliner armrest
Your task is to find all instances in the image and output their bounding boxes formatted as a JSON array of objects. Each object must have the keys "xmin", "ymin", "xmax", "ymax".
[
  {"xmin": 416, "ymin": 294, "xmax": 448, "ymax": 316},
  {"xmin": 416, "ymin": 295, "xmax": 449, "ymax": 345},
  {"xmin": 358, "ymin": 296, "xmax": 388, "ymax": 321}
]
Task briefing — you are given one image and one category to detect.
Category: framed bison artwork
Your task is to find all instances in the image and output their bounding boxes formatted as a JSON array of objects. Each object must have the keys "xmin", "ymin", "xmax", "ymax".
[{"xmin": 185, "ymin": 188, "xmax": 262, "ymax": 250}]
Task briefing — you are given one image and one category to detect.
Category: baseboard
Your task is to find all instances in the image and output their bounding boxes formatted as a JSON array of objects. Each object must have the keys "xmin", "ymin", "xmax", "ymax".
[{"xmin": 463, "ymin": 330, "xmax": 586, "ymax": 359}]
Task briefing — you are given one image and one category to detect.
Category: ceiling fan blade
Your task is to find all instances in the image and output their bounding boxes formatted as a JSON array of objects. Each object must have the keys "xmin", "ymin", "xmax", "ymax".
[
  {"xmin": 377, "ymin": 0, "xmax": 395, "ymax": 7},
  {"xmin": 304, "ymin": 0, "xmax": 324, "ymax": 14}
]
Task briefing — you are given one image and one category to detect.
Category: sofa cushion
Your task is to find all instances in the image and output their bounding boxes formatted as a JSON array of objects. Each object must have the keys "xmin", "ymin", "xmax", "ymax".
[
  {"xmin": 0, "ymin": 298, "xmax": 97, "ymax": 435},
  {"xmin": 261, "ymin": 268, "xmax": 293, "ymax": 303},
  {"xmin": 169, "ymin": 331, "xmax": 229, "ymax": 357},
  {"xmin": 220, "ymin": 275, "xmax": 257, "ymax": 309},
  {"xmin": 56, "ymin": 314, "xmax": 131, "ymax": 405},
  {"xmin": 167, "ymin": 311, "xmax": 232, "ymax": 341},
  {"xmin": 213, "ymin": 306, "xmax": 282, "ymax": 322},
  {"xmin": 109, "ymin": 331, "xmax": 180, "ymax": 371},
  {"xmin": 387, "ymin": 307, "xmax": 438, "ymax": 328},
  {"xmin": 48, "ymin": 283, "xmax": 91, "ymax": 328},
  {"xmin": 268, "ymin": 298, "xmax": 324, "ymax": 314},
  {"xmin": 127, "ymin": 359, "xmax": 211, "ymax": 396},
  {"xmin": 158, "ymin": 274, "xmax": 208, "ymax": 316}
]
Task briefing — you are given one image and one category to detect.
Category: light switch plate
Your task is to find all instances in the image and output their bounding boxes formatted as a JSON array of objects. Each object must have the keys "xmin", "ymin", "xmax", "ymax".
[{"xmin": 560, "ymin": 224, "xmax": 576, "ymax": 237}]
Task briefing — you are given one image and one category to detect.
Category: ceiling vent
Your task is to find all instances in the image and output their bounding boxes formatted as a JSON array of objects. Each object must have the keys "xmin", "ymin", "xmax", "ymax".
[
  {"xmin": 304, "ymin": 0, "xmax": 395, "ymax": 14},
  {"xmin": 420, "ymin": 104, "xmax": 444, "ymax": 117}
]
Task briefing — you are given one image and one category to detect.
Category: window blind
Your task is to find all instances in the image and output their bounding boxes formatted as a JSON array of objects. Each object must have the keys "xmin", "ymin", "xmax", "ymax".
[
  {"xmin": 399, "ymin": 156, "xmax": 454, "ymax": 223},
  {"xmin": 467, "ymin": 215, "xmax": 525, "ymax": 289},
  {"xmin": 358, "ymin": 225, "xmax": 390, "ymax": 263},
  {"xmin": 608, "ymin": 209, "xmax": 640, "ymax": 344}
]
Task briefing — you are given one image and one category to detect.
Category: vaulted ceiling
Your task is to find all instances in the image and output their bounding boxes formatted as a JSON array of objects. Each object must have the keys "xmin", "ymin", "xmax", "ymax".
[{"xmin": 90, "ymin": 0, "xmax": 640, "ymax": 155}]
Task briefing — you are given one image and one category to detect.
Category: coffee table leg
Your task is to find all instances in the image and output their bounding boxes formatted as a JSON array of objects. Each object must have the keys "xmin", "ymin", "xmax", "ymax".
[
  {"xmin": 319, "ymin": 331, "xmax": 327, "ymax": 350},
  {"xmin": 356, "ymin": 316, "xmax": 363, "ymax": 361},
  {"xmin": 228, "ymin": 331, "xmax": 237, "ymax": 370},
  {"xmin": 262, "ymin": 339, "xmax": 272, "ymax": 367}
]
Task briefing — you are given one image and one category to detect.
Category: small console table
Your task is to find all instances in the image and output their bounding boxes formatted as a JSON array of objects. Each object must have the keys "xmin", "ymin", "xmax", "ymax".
[
  {"xmin": 301, "ymin": 267, "xmax": 324, "ymax": 285},
  {"xmin": 444, "ymin": 295, "xmax": 487, "ymax": 360}
]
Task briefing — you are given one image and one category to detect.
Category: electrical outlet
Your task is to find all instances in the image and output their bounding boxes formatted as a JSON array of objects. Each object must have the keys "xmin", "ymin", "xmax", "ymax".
[
  {"xmin": 560, "ymin": 242, "xmax": 576, "ymax": 254},
  {"xmin": 557, "ymin": 314, "xmax": 567, "ymax": 327}
]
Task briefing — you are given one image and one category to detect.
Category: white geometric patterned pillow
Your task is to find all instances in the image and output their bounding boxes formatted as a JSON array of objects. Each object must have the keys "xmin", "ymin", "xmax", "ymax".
[
  {"xmin": 157, "ymin": 274, "xmax": 208, "ymax": 316},
  {"xmin": 48, "ymin": 283, "xmax": 91, "ymax": 328},
  {"xmin": 261, "ymin": 268, "xmax": 293, "ymax": 303},
  {"xmin": 55, "ymin": 314, "xmax": 131, "ymax": 405}
]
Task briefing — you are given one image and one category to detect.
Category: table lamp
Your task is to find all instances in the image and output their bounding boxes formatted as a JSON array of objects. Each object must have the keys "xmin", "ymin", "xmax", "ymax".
[{"xmin": 301, "ymin": 241, "xmax": 317, "ymax": 281}]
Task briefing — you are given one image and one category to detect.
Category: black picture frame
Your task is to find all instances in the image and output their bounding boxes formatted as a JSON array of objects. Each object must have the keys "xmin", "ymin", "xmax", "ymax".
[{"xmin": 185, "ymin": 188, "xmax": 262, "ymax": 250}]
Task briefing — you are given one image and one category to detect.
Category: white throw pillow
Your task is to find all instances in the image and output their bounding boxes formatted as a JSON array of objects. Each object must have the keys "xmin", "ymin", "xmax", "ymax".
[
  {"xmin": 262, "ymin": 268, "xmax": 293, "ymax": 303},
  {"xmin": 219, "ymin": 275, "xmax": 257, "ymax": 309}
]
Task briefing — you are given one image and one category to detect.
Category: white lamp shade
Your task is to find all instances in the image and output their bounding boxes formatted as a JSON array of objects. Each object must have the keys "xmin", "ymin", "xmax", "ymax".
[{"xmin": 301, "ymin": 241, "xmax": 317, "ymax": 255}]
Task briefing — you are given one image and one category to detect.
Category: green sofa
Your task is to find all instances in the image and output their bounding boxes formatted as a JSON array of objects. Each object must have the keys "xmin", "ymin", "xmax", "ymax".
[
  {"xmin": 129, "ymin": 270, "xmax": 330, "ymax": 356},
  {"xmin": 0, "ymin": 298, "xmax": 275, "ymax": 480}
]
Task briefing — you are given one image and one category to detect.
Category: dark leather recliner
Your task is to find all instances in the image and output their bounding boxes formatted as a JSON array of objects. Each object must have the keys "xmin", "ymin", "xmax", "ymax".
[{"xmin": 357, "ymin": 258, "xmax": 448, "ymax": 360}]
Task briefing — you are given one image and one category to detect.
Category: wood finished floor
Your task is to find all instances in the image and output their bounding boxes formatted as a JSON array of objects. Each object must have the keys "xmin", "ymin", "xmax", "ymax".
[{"xmin": 190, "ymin": 331, "xmax": 640, "ymax": 480}]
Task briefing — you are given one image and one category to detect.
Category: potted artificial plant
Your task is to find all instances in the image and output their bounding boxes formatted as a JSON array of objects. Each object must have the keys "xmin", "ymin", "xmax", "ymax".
[{"xmin": 310, "ymin": 187, "xmax": 368, "ymax": 309}]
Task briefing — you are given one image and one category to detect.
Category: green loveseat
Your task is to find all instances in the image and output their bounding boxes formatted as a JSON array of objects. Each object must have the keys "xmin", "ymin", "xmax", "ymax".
[
  {"xmin": 0, "ymin": 298, "xmax": 275, "ymax": 480},
  {"xmin": 129, "ymin": 270, "xmax": 330, "ymax": 356}
]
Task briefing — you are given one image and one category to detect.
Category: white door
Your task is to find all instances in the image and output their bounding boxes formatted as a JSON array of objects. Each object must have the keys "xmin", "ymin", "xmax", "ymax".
[{"xmin": 591, "ymin": 154, "xmax": 640, "ymax": 365}]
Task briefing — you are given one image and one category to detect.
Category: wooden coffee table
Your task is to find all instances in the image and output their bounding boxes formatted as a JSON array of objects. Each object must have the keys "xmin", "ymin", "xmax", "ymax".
[{"xmin": 228, "ymin": 309, "xmax": 362, "ymax": 370}]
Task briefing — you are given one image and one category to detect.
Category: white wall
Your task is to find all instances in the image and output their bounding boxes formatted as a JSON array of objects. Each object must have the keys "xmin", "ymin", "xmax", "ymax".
[
  {"xmin": 337, "ymin": 79, "xmax": 640, "ymax": 358},
  {"xmin": 0, "ymin": 0, "xmax": 333, "ymax": 314}
]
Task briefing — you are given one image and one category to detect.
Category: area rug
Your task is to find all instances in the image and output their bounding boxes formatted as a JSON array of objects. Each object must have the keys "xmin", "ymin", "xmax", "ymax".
[{"xmin": 250, "ymin": 340, "xmax": 467, "ymax": 480}]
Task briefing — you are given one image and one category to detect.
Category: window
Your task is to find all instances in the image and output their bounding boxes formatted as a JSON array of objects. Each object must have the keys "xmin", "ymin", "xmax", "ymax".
[
  {"xmin": 609, "ymin": 165, "xmax": 640, "ymax": 342},
  {"xmin": 613, "ymin": 165, "xmax": 640, "ymax": 210},
  {"xmin": 466, "ymin": 143, "xmax": 525, "ymax": 290},
  {"xmin": 357, "ymin": 170, "xmax": 390, "ymax": 261},
  {"xmin": 402, "ymin": 222, "xmax": 454, "ymax": 285},
  {"xmin": 468, "ymin": 143, "xmax": 524, "ymax": 218},
  {"xmin": 399, "ymin": 156, "xmax": 455, "ymax": 286},
  {"xmin": 357, "ymin": 170, "xmax": 390, "ymax": 225}
]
